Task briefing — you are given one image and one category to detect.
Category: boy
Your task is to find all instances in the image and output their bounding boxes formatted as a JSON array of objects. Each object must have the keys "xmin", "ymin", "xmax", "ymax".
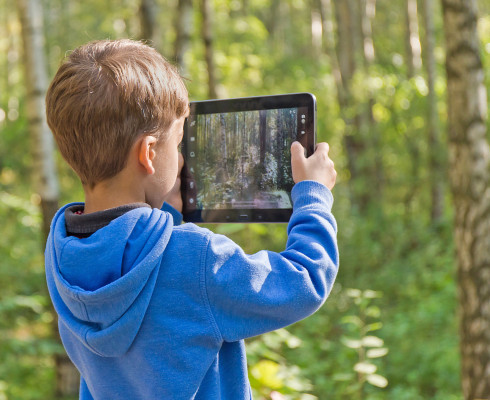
[{"xmin": 44, "ymin": 39, "xmax": 338, "ymax": 400}]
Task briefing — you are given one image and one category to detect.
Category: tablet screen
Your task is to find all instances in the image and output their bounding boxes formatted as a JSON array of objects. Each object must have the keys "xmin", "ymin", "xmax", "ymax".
[{"xmin": 182, "ymin": 93, "xmax": 316, "ymax": 222}]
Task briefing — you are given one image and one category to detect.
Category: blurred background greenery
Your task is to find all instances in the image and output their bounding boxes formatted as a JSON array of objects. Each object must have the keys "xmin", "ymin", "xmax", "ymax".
[{"xmin": 1, "ymin": 0, "xmax": 489, "ymax": 399}]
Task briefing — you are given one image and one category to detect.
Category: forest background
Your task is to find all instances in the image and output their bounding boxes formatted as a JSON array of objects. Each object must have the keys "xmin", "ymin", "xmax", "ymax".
[{"xmin": 1, "ymin": 0, "xmax": 489, "ymax": 399}]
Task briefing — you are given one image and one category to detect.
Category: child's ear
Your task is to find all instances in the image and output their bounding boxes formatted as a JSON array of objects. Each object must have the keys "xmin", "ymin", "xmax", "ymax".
[{"xmin": 138, "ymin": 135, "xmax": 157, "ymax": 175}]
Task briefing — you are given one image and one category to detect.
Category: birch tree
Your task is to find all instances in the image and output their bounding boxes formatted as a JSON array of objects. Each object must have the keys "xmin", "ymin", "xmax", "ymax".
[
  {"xmin": 17, "ymin": 0, "xmax": 79, "ymax": 397},
  {"xmin": 17, "ymin": 0, "xmax": 59, "ymax": 240},
  {"xmin": 404, "ymin": 0, "xmax": 422, "ymax": 77},
  {"xmin": 422, "ymin": 0, "xmax": 444, "ymax": 222},
  {"xmin": 441, "ymin": 0, "xmax": 490, "ymax": 397}
]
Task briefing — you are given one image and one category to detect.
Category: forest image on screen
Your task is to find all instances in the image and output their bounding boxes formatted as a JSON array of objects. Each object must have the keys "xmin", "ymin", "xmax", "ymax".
[{"xmin": 191, "ymin": 108, "xmax": 298, "ymax": 210}]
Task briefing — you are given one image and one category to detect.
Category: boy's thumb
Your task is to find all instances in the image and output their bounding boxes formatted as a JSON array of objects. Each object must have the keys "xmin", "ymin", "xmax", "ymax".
[{"xmin": 291, "ymin": 141, "xmax": 306, "ymax": 162}]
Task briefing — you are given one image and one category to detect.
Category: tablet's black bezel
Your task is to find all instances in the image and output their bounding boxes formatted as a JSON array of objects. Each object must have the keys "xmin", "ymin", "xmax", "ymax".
[{"xmin": 181, "ymin": 92, "xmax": 316, "ymax": 223}]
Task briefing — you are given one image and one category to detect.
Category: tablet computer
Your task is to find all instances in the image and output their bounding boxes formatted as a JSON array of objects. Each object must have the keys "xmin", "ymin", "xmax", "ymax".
[{"xmin": 181, "ymin": 92, "xmax": 316, "ymax": 223}]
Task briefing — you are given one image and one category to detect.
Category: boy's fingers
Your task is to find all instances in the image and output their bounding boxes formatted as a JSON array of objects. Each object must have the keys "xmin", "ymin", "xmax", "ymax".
[
  {"xmin": 291, "ymin": 141, "xmax": 306, "ymax": 161},
  {"xmin": 315, "ymin": 142, "xmax": 329, "ymax": 153}
]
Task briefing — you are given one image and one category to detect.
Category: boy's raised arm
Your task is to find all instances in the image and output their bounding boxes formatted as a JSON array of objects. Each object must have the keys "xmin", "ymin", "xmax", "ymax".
[{"xmin": 201, "ymin": 143, "xmax": 339, "ymax": 342}]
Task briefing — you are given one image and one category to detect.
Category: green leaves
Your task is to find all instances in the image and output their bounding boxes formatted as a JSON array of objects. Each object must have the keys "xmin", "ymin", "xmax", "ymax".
[
  {"xmin": 354, "ymin": 362, "xmax": 377, "ymax": 375},
  {"xmin": 338, "ymin": 287, "xmax": 390, "ymax": 396},
  {"xmin": 0, "ymin": 0, "xmax": 472, "ymax": 398},
  {"xmin": 247, "ymin": 329, "xmax": 314, "ymax": 398},
  {"xmin": 361, "ymin": 336, "xmax": 384, "ymax": 348},
  {"xmin": 366, "ymin": 348, "xmax": 389, "ymax": 359},
  {"xmin": 250, "ymin": 360, "xmax": 283, "ymax": 390},
  {"xmin": 366, "ymin": 374, "xmax": 389, "ymax": 388}
]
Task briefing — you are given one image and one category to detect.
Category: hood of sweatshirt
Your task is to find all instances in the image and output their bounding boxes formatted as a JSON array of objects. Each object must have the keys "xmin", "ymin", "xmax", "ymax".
[{"xmin": 45, "ymin": 203, "xmax": 173, "ymax": 357}]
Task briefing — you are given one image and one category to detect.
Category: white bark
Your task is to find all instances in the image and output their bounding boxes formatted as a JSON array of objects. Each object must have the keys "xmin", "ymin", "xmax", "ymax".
[
  {"xmin": 442, "ymin": 0, "xmax": 490, "ymax": 397},
  {"xmin": 361, "ymin": 0, "xmax": 375, "ymax": 65},
  {"xmin": 405, "ymin": 0, "xmax": 422, "ymax": 77},
  {"xmin": 18, "ymin": 2, "xmax": 78, "ymax": 398},
  {"xmin": 17, "ymin": 0, "xmax": 59, "ymax": 204}
]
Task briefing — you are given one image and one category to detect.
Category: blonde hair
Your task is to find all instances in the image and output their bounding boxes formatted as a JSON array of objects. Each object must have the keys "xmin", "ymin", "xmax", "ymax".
[{"xmin": 46, "ymin": 39, "xmax": 188, "ymax": 188}]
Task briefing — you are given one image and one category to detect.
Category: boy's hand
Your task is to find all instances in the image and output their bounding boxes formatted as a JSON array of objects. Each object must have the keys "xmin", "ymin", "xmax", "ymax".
[
  {"xmin": 163, "ymin": 153, "xmax": 184, "ymax": 212},
  {"xmin": 291, "ymin": 141, "xmax": 337, "ymax": 190}
]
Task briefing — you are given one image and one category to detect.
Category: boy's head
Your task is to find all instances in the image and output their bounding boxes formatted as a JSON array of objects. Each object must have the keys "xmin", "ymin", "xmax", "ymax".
[{"xmin": 46, "ymin": 39, "xmax": 188, "ymax": 189}]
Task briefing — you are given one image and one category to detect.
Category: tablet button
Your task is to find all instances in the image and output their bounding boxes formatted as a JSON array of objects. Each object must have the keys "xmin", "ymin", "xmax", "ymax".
[{"xmin": 239, "ymin": 214, "xmax": 249, "ymax": 222}]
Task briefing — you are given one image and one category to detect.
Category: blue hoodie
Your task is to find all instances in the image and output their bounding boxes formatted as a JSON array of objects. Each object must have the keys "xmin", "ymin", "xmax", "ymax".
[{"xmin": 45, "ymin": 181, "xmax": 339, "ymax": 399}]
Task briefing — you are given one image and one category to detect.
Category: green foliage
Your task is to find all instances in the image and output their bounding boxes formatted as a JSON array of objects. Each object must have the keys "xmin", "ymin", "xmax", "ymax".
[
  {"xmin": 247, "ymin": 329, "xmax": 315, "ymax": 399},
  {"xmin": 339, "ymin": 289, "xmax": 389, "ymax": 396},
  {"xmin": 2, "ymin": 0, "xmax": 489, "ymax": 398},
  {"xmin": 0, "ymin": 192, "xmax": 59, "ymax": 400}
]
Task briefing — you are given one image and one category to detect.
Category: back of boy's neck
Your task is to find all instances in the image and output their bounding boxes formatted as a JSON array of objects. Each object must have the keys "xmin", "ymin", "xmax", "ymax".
[{"xmin": 83, "ymin": 180, "xmax": 144, "ymax": 214}]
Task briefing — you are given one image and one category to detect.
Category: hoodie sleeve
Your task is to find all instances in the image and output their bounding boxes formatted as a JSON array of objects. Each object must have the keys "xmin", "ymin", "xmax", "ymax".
[{"xmin": 202, "ymin": 180, "xmax": 339, "ymax": 342}]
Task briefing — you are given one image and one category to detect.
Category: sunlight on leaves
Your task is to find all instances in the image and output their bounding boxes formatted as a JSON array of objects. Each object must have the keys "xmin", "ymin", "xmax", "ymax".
[
  {"xmin": 346, "ymin": 288, "xmax": 362, "ymax": 298},
  {"xmin": 363, "ymin": 290, "xmax": 382, "ymax": 299},
  {"xmin": 366, "ymin": 374, "xmax": 389, "ymax": 388},
  {"xmin": 341, "ymin": 337, "xmax": 362, "ymax": 349},
  {"xmin": 341, "ymin": 315, "xmax": 362, "ymax": 327},
  {"xmin": 367, "ymin": 348, "xmax": 389, "ymax": 358},
  {"xmin": 365, "ymin": 322, "xmax": 383, "ymax": 332},
  {"xmin": 362, "ymin": 336, "xmax": 384, "ymax": 348},
  {"xmin": 0, "ymin": 381, "xmax": 7, "ymax": 400},
  {"xmin": 354, "ymin": 362, "xmax": 377, "ymax": 375},
  {"xmin": 250, "ymin": 360, "xmax": 283, "ymax": 390}
]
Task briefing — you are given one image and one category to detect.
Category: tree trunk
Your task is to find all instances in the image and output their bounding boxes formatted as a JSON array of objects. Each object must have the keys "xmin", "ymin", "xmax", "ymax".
[
  {"xmin": 200, "ymin": 0, "xmax": 218, "ymax": 98},
  {"xmin": 402, "ymin": 0, "xmax": 422, "ymax": 217},
  {"xmin": 333, "ymin": 0, "xmax": 357, "ymax": 173},
  {"xmin": 139, "ymin": 0, "xmax": 157, "ymax": 43},
  {"xmin": 174, "ymin": 0, "xmax": 193, "ymax": 75},
  {"xmin": 404, "ymin": 0, "xmax": 422, "ymax": 77},
  {"xmin": 422, "ymin": 0, "xmax": 444, "ymax": 223},
  {"xmin": 220, "ymin": 113, "xmax": 227, "ymax": 161},
  {"xmin": 311, "ymin": 7, "xmax": 323, "ymax": 55},
  {"xmin": 358, "ymin": 0, "xmax": 383, "ymax": 198},
  {"xmin": 266, "ymin": 0, "xmax": 282, "ymax": 51},
  {"xmin": 441, "ymin": 0, "xmax": 490, "ymax": 398},
  {"xmin": 259, "ymin": 110, "xmax": 267, "ymax": 166},
  {"xmin": 276, "ymin": 112, "xmax": 283, "ymax": 186},
  {"xmin": 17, "ymin": 0, "xmax": 59, "ymax": 245},
  {"xmin": 333, "ymin": 0, "xmax": 377, "ymax": 213},
  {"xmin": 4, "ymin": 8, "xmax": 13, "ymax": 120},
  {"xmin": 360, "ymin": 0, "xmax": 375, "ymax": 66},
  {"xmin": 17, "ymin": 0, "xmax": 79, "ymax": 397},
  {"xmin": 318, "ymin": 0, "xmax": 342, "ymax": 93}
]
